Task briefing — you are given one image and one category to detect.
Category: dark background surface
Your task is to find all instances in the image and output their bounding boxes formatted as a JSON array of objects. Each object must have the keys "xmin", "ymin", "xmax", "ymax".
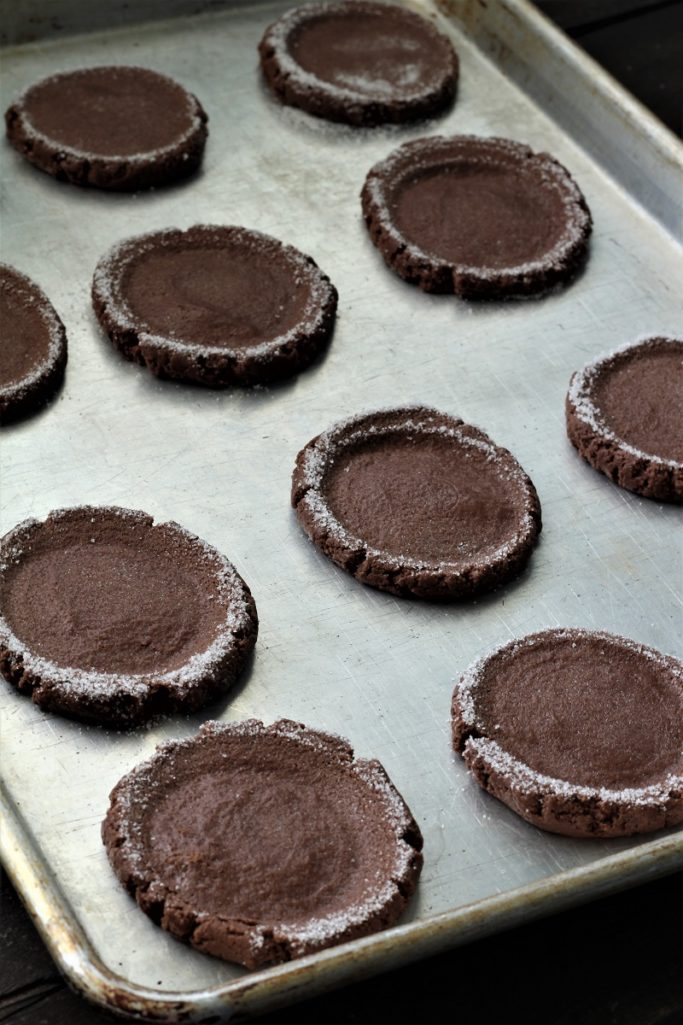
[
  {"xmin": 539, "ymin": 0, "xmax": 682, "ymax": 137},
  {"xmin": 1, "ymin": 2, "xmax": 682, "ymax": 1023}
]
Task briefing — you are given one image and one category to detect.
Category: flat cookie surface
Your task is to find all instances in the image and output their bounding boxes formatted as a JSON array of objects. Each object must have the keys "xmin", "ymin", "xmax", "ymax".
[
  {"xmin": 259, "ymin": 0, "xmax": 458, "ymax": 126},
  {"xmin": 0, "ymin": 263, "xmax": 67, "ymax": 424},
  {"xmin": 452, "ymin": 628, "xmax": 683, "ymax": 837},
  {"xmin": 0, "ymin": 506, "xmax": 257, "ymax": 726},
  {"xmin": 102, "ymin": 718, "xmax": 423, "ymax": 968},
  {"xmin": 362, "ymin": 135, "xmax": 591, "ymax": 298},
  {"xmin": 5, "ymin": 65, "xmax": 208, "ymax": 190},
  {"xmin": 566, "ymin": 336, "xmax": 683, "ymax": 502},
  {"xmin": 292, "ymin": 406, "xmax": 541, "ymax": 599},
  {"xmin": 92, "ymin": 225, "xmax": 338, "ymax": 386}
]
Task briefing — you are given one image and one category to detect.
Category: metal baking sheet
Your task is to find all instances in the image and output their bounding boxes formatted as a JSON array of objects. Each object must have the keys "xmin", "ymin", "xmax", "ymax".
[{"xmin": 1, "ymin": 0, "xmax": 682, "ymax": 1020}]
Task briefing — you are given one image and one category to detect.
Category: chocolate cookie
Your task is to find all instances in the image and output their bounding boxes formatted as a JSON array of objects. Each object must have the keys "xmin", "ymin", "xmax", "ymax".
[
  {"xmin": 566, "ymin": 336, "xmax": 683, "ymax": 503},
  {"xmin": 452, "ymin": 629, "xmax": 683, "ymax": 838},
  {"xmin": 0, "ymin": 507, "xmax": 257, "ymax": 727},
  {"xmin": 259, "ymin": 0, "xmax": 458, "ymax": 127},
  {"xmin": 292, "ymin": 407, "xmax": 542, "ymax": 599},
  {"xmin": 92, "ymin": 225, "xmax": 338, "ymax": 387},
  {"xmin": 102, "ymin": 718, "xmax": 423, "ymax": 968},
  {"xmin": 0, "ymin": 264, "xmax": 67, "ymax": 425},
  {"xmin": 361, "ymin": 135, "xmax": 592, "ymax": 299},
  {"xmin": 5, "ymin": 66, "xmax": 208, "ymax": 191}
]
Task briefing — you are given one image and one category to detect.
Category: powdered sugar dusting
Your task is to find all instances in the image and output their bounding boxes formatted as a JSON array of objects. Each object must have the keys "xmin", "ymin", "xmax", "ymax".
[
  {"xmin": 334, "ymin": 63, "xmax": 423, "ymax": 97},
  {"xmin": 0, "ymin": 263, "xmax": 67, "ymax": 404},
  {"xmin": 454, "ymin": 628, "xmax": 683, "ymax": 806},
  {"xmin": 364, "ymin": 134, "xmax": 591, "ymax": 284},
  {"xmin": 263, "ymin": 1, "xmax": 452, "ymax": 106},
  {"xmin": 107, "ymin": 718, "xmax": 421, "ymax": 956},
  {"xmin": 567, "ymin": 335, "xmax": 683, "ymax": 468},
  {"xmin": 0, "ymin": 505, "xmax": 255, "ymax": 708},
  {"xmin": 271, "ymin": 875, "xmax": 399, "ymax": 952},
  {"xmin": 11, "ymin": 65, "xmax": 205, "ymax": 164},
  {"xmin": 296, "ymin": 405, "xmax": 539, "ymax": 572},
  {"xmin": 92, "ymin": 224, "xmax": 336, "ymax": 363},
  {"xmin": 466, "ymin": 737, "xmax": 681, "ymax": 807}
]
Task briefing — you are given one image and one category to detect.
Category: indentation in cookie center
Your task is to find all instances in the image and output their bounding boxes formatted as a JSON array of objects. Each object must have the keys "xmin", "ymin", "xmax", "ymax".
[
  {"xmin": 476, "ymin": 637, "xmax": 683, "ymax": 789},
  {"xmin": 0, "ymin": 277, "xmax": 51, "ymax": 386},
  {"xmin": 324, "ymin": 433, "xmax": 522, "ymax": 562},
  {"xmin": 146, "ymin": 756, "xmax": 394, "ymax": 923},
  {"xmin": 391, "ymin": 165, "xmax": 564, "ymax": 267},
  {"xmin": 3, "ymin": 540, "xmax": 222, "ymax": 675},
  {"xmin": 593, "ymin": 348, "xmax": 683, "ymax": 462},
  {"xmin": 122, "ymin": 246, "xmax": 308, "ymax": 349},
  {"xmin": 290, "ymin": 13, "xmax": 437, "ymax": 95},
  {"xmin": 23, "ymin": 68, "xmax": 194, "ymax": 156}
]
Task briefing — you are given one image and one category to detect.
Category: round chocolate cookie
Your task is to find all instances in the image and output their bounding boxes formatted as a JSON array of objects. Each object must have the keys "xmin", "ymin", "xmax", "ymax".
[
  {"xmin": 361, "ymin": 135, "xmax": 592, "ymax": 299},
  {"xmin": 0, "ymin": 264, "xmax": 67, "ymax": 425},
  {"xmin": 0, "ymin": 507, "xmax": 257, "ymax": 727},
  {"xmin": 102, "ymin": 718, "xmax": 423, "ymax": 968},
  {"xmin": 566, "ymin": 336, "xmax": 683, "ymax": 503},
  {"xmin": 92, "ymin": 225, "xmax": 338, "ymax": 387},
  {"xmin": 452, "ymin": 629, "xmax": 683, "ymax": 838},
  {"xmin": 259, "ymin": 1, "xmax": 458, "ymax": 127},
  {"xmin": 5, "ymin": 65, "xmax": 208, "ymax": 191},
  {"xmin": 292, "ymin": 407, "xmax": 542, "ymax": 599}
]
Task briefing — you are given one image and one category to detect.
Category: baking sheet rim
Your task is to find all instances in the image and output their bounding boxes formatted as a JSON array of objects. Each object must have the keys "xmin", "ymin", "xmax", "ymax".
[{"xmin": 3, "ymin": 781, "xmax": 683, "ymax": 1022}]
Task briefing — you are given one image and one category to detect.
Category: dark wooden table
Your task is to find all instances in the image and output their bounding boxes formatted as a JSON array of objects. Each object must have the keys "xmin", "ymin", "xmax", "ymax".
[{"xmin": 1, "ymin": 3, "xmax": 681, "ymax": 1023}]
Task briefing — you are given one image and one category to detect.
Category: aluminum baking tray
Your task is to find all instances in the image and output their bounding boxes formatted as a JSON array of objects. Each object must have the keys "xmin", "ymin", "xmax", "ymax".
[{"xmin": 1, "ymin": 0, "xmax": 682, "ymax": 1020}]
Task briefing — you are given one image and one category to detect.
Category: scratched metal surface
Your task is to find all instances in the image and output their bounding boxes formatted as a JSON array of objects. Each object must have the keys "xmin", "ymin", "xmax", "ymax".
[{"xmin": 0, "ymin": 0, "xmax": 682, "ymax": 1016}]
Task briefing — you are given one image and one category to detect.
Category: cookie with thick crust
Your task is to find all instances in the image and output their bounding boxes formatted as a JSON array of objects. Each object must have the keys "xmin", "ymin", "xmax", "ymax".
[
  {"xmin": 259, "ymin": 0, "xmax": 458, "ymax": 127},
  {"xmin": 361, "ymin": 135, "xmax": 591, "ymax": 299},
  {"xmin": 92, "ymin": 225, "xmax": 338, "ymax": 387},
  {"xmin": 566, "ymin": 336, "xmax": 683, "ymax": 502},
  {"xmin": 452, "ymin": 628, "xmax": 683, "ymax": 837},
  {"xmin": 0, "ymin": 506, "xmax": 257, "ymax": 727},
  {"xmin": 102, "ymin": 718, "xmax": 423, "ymax": 968},
  {"xmin": 0, "ymin": 264, "xmax": 67, "ymax": 424},
  {"xmin": 5, "ymin": 65, "xmax": 208, "ymax": 191},
  {"xmin": 292, "ymin": 406, "xmax": 542, "ymax": 599}
]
